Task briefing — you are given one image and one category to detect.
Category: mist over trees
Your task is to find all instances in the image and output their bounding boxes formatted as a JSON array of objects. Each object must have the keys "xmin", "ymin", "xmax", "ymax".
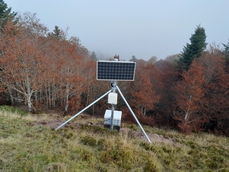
[{"xmin": 1, "ymin": 1, "xmax": 229, "ymax": 136}]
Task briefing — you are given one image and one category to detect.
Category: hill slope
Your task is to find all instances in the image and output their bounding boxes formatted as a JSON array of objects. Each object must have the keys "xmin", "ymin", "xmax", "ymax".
[{"xmin": 0, "ymin": 109, "xmax": 229, "ymax": 172}]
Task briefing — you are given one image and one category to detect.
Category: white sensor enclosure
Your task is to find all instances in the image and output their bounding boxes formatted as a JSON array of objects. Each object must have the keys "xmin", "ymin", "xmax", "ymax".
[
  {"xmin": 108, "ymin": 92, "xmax": 118, "ymax": 105},
  {"xmin": 104, "ymin": 110, "xmax": 122, "ymax": 127}
]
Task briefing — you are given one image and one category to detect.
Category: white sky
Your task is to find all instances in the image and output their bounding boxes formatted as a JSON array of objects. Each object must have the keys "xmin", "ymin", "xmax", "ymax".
[{"xmin": 5, "ymin": 0, "xmax": 229, "ymax": 60}]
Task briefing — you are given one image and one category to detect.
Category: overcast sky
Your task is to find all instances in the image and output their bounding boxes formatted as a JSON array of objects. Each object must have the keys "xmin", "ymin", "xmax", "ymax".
[{"xmin": 5, "ymin": 0, "xmax": 229, "ymax": 60}]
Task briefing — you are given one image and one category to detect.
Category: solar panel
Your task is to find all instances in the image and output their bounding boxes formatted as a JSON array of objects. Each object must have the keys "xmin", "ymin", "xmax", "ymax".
[{"xmin": 97, "ymin": 60, "xmax": 136, "ymax": 81}]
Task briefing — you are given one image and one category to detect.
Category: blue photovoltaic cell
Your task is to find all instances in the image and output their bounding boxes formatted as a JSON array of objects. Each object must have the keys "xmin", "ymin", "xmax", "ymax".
[{"xmin": 97, "ymin": 61, "xmax": 136, "ymax": 81}]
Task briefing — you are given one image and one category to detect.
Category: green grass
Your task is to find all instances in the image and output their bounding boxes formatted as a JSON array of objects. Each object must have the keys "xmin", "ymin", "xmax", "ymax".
[
  {"xmin": 0, "ymin": 107, "xmax": 229, "ymax": 172},
  {"xmin": 0, "ymin": 105, "xmax": 27, "ymax": 116}
]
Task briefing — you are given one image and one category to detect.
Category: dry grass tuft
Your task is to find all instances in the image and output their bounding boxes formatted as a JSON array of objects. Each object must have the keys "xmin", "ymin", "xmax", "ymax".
[{"xmin": 0, "ymin": 107, "xmax": 229, "ymax": 171}]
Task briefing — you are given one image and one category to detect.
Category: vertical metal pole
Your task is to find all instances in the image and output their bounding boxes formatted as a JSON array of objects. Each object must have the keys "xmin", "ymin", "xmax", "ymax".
[
  {"xmin": 110, "ymin": 58, "xmax": 118, "ymax": 130},
  {"xmin": 55, "ymin": 89, "xmax": 112, "ymax": 130},
  {"xmin": 110, "ymin": 104, "xmax": 114, "ymax": 130},
  {"xmin": 110, "ymin": 80, "xmax": 117, "ymax": 131},
  {"xmin": 116, "ymin": 86, "xmax": 152, "ymax": 143}
]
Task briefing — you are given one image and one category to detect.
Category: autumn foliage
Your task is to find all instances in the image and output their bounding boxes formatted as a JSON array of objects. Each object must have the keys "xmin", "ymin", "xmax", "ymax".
[
  {"xmin": 173, "ymin": 60, "xmax": 205, "ymax": 133},
  {"xmin": 1, "ymin": 13, "xmax": 229, "ymax": 136},
  {"xmin": 130, "ymin": 60, "xmax": 160, "ymax": 116},
  {"xmin": 0, "ymin": 14, "xmax": 94, "ymax": 114}
]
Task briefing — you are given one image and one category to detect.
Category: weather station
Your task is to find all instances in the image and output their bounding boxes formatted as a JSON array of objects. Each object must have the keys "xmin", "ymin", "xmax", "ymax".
[{"xmin": 56, "ymin": 57, "xmax": 151, "ymax": 143}]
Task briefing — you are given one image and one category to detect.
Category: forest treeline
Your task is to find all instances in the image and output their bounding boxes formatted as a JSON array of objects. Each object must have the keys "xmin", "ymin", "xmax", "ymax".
[{"xmin": 1, "ymin": 1, "xmax": 229, "ymax": 136}]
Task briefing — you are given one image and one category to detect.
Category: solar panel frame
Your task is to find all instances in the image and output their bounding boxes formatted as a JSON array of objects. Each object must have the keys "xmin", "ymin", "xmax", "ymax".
[{"xmin": 96, "ymin": 60, "xmax": 136, "ymax": 81}]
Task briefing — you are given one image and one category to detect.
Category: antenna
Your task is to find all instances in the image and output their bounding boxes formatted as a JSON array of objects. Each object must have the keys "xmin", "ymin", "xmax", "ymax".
[{"xmin": 56, "ymin": 58, "xmax": 151, "ymax": 143}]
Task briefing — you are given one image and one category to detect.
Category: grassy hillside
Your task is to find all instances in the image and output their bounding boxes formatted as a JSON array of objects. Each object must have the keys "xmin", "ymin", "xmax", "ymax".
[{"xmin": 0, "ymin": 107, "xmax": 229, "ymax": 172}]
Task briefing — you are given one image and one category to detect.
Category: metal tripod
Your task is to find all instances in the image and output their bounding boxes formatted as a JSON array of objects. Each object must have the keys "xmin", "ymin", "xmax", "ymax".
[{"xmin": 55, "ymin": 85, "xmax": 151, "ymax": 143}]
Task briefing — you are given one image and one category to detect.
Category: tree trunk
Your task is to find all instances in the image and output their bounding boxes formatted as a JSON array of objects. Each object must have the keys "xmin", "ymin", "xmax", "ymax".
[{"xmin": 64, "ymin": 84, "xmax": 69, "ymax": 114}]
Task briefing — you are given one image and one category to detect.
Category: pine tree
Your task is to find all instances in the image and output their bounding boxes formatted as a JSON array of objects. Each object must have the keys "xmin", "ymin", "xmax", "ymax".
[
  {"xmin": 0, "ymin": 0, "xmax": 17, "ymax": 32},
  {"xmin": 223, "ymin": 40, "xmax": 229, "ymax": 64},
  {"xmin": 48, "ymin": 25, "xmax": 65, "ymax": 40},
  {"xmin": 179, "ymin": 25, "xmax": 207, "ymax": 70},
  {"xmin": 90, "ymin": 51, "xmax": 97, "ymax": 61},
  {"xmin": 130, "ymin": 55, "xmax": 137, "ymax": 62}
]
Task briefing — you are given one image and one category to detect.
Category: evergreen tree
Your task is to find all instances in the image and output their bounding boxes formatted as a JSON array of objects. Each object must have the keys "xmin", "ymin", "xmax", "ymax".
[
  {"xmin": 0, "ymin": 0, "xmax": 17, "ymax": 32},
  {"xmin": 48, "ymin": 25, "xmax": 65, "ymax": 40},
  {"xmin": 130, "ymin": 55, "xmax": 137, "ymax": 62},
  {"xmin": 179, "ymin": 25, "xmax": 207, "ymax": 70},
  {"xmin": 90, "ymin": 51, "xmax": 97, "ymax": 61},
  {"xmin": 223, "ymin": 40, "xmax": 229, "ymax": 64}
]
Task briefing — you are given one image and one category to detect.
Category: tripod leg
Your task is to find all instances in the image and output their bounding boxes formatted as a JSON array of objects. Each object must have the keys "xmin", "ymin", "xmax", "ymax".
[
  {"xmin": 55, "ymin": 89, "xmax": 112, "ymax": 130},
  {"xmin": 116, "ymin": 86, "xmax": 152, "ymax": 143}
]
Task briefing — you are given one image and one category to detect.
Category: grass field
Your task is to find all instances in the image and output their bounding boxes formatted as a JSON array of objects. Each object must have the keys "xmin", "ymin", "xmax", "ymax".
[{"xmin": 0, "ymin": 106, "xmax": 229, "ymax": 172}]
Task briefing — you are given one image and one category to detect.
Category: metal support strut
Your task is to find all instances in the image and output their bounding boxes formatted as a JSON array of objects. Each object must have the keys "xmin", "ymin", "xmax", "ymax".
[
  {"xmin": 55, "ymin": 89, "xmax": 112, "ymax": 130},
  {"xmin": 116, "ymin": 86, "xmax": 152, "ymax": 143}
]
